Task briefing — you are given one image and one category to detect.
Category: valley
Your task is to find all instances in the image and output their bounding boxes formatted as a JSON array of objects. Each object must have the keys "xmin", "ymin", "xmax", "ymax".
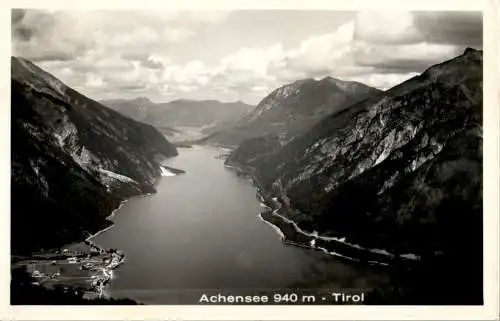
[{"xmin": 10, "ymin": 48, "xmax": 484, "ymax": 305}]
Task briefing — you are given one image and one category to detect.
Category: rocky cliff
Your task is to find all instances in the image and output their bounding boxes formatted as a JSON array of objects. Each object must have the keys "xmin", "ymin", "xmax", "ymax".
[
  {"xmin": 11, "ymin": 57, "xmax": 178, "ymax": 254},
  {"xmin": 247, "ymin": 48, "xmax": 483, "ymax": 303}
]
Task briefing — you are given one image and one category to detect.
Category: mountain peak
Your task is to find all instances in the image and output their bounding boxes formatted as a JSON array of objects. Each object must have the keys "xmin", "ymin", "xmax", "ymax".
[
  {"xmin": 169, "ymin": 98, "xmax": 193, "ymax": 104},
  {"xmin": 463, "ymin": 47, "xmax": 480, "ymax": 55},
  {"xmin": 319, "ymin": 76, "xmax": 342, "ymax": 83},
  {"xmin": 12, "ymin": 56, "xmax": 69, "ymax": 101},
  {"xmin": 131, "ymin": 97, "xmax": 152, "ymax": 105},
  {"xmin": 318, "ymin": 76, "xmax": 351, "ymax": 87}
]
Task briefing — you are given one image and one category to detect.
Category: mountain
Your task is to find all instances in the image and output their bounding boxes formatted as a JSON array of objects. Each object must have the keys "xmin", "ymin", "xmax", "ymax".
[
  {"xmin": 99, "ymin": 97, "xmax": 155, "ymax": 121},
  {"xmin": 152, "ymin": 99, "xmax": 254, "ymax": 129},
  {"xmin": 206, "ymin": 77, "xmax": 382, "ymax": 147},
  {"xmin": 240, "ymin": 48, "xmax": 483, "ymax": 303},
  {"xmin": 225, "ymin": 135, "xmax": 282, "ymax": 166},
  {"xmin": 11, "ymin": 57, "xmax": 178, "ymax": 254},
  {"xmin": 100, "ymin": 98, "xmax": 255, "ymax": 141}
]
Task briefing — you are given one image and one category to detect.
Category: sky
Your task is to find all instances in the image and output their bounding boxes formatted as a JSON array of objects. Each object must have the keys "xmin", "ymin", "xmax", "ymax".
[{"xmin": 11, "ymin": 10, "xmax": 482, "ymax": 105}]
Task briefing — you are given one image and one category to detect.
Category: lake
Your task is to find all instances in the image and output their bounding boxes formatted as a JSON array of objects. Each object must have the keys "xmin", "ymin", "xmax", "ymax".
[{"xmin": 93, "ymin": 145, "xmax": 388, "ymax": 304}]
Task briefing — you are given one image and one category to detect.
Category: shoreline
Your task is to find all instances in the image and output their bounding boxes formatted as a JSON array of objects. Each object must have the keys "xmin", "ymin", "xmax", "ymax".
[
  {"xmin": 161, "ymin": 164, "xmax": 186, "ymax": 175},
  {"xmin": 85, "ymin": 224, "xmax": 115, "ymax": 243},
  {"xmin": 15, "ymin": 164, "xmax": 183, "ymax": 302},
  {"xmin": 85, "ymin": 165, "xmax": 183, "ymax": 298},
  {"xmin": 224, "ymin": 160, "xmax": 420, "ymax": 267},
  {"xmin": 87, "ymin": 161, "xmax": 187, "ymax": 243},
  {"xmin": 86, "ymin": 192, "xmax": 156, "ymax": 243}
]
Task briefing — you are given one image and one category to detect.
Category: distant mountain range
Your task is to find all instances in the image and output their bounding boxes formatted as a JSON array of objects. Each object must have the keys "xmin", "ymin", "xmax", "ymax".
[
  {"xmin": 11, "ymin": 57, "xmax": 177, "ymax": 254},
  {"xmin": 100, "ymin": 97, "xmax": 255, "ymax": 142}
]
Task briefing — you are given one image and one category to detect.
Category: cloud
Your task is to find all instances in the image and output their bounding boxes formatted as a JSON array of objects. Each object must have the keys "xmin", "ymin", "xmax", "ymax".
[
  {"xmin": 141, "ymin": 58, "xmax": 164, "ymax": 70},
  {"xmin": 12, "ymin": 10, "xmax": 482, "ymax": 104},
  {"xmin": 11, "ymin": 9, "xmax": 33, "ymax": 41},
  {"xmin": 280, "ymin": 22, "xmax": 355, "ymax": 78},
  {"xmin": 354, "ymin": 11, "xmax": 421, "ymax": 44},
  {"xmin": 163, "ymin": 28, "xmax": 195, "ymax": 42},
  {"xmin": 85, "ymin": 73, "xmax": 107, "ymax": 88},
  {"xmin": 350, "ymin": 72, "xmax": 420, "ymax": 90},
  {"xmin": 352, "ymin": 42, "xmax": 463, "ymax": 72},
  {"xmin": 353, "ymin": 11, "xmax": 482, "ymax": 47},
  {"xmin": 412, "ymin": 11, "xmax": 482, "ymax": 47},
  {"xmin": 11, "ymin": 9, "xmax": 226, "ymax": 61}
]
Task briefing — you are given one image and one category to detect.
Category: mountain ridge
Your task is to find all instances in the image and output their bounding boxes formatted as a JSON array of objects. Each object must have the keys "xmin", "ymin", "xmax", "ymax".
[
  {"xmin": 100, "ymin": 97, "xmax": 255, "ymax": 141},
  {"xmin": 11, "ymin": 56, "xmax": 178, "ymax": 253},
  {"xmin": 207, "ymin": 75, "xmax": 382, "ymax": 147},
  {"xmin": 226, "ymin": 48, "xmax": 483, "ymax": 303},
  {"xmin": 246, "ymin": 47, "xmax": 482, "ymax": 256}
]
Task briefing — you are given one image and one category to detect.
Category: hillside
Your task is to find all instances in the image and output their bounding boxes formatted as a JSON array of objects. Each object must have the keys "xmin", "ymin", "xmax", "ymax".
[
  {"xmin": 244, "ymin": 48, "xmax": 483, "ymax": 303},
  {"xmin": 100, "ymin": 98, "xmax": 255, "ymax": 142},
  {"xmin": 207, "ymin": 77, "xmax": 381, "ymax": 147},
  {"xmin": 11, "ymin": 57, "xmax": 178, "ymax": 254}
]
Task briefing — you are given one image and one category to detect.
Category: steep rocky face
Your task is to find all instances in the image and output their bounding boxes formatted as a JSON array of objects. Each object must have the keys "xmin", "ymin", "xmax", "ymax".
[
  {"xmin": 207, "ymin": 77, "xmax": 382, "ymax": 147},
  {"xmin": 11, "ymin": 57, "xmax": 178, "ymax": 254},
  {"xmin": 251, "ymin": 48, "xmax": 482, "ymax": 259}
]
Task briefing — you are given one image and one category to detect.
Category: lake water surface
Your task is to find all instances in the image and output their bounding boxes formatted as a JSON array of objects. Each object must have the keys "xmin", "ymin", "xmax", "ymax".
[{"xmin": 93, "ymin": 145, "xmax": 388, "ymax": 304}]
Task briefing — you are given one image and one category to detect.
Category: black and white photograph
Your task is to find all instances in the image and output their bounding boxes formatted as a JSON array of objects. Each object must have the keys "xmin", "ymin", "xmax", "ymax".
[{"xmin": 5, "ymin": 2, "xmax": 499, "ymax": 319}]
